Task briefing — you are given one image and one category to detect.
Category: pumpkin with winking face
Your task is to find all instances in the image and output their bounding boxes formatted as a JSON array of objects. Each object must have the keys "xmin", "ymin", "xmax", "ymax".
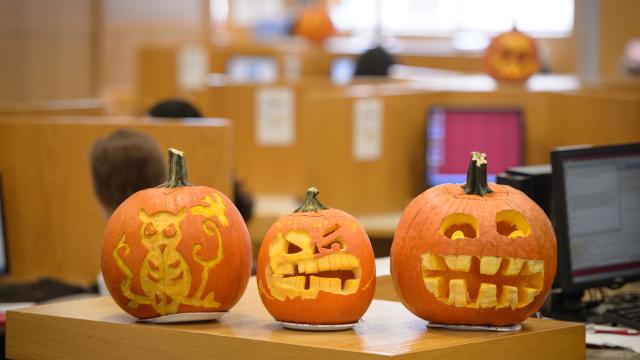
[
  {"xmin": 257, "ymin": 188, "xmax": 375, "ymax": 325},
  {"xmin": 391, "ymin": 152, "xmax": 556, "ymax": 326}
]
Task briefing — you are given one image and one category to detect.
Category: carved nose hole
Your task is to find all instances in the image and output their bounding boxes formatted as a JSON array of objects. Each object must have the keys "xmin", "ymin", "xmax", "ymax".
[
  {"xmin": 163, "ymin": 224, "xmax": 176, "ymax": 238},
  {"xmin": 158, "ymin": 244, "xmax": 167, "ymax": 253},
  {"xmin": 496, "ymin": 210, "xmax": 531, "ymax": 239},
  {"xmin": 439, "ymin": 213, "xmax": 479, "ymax": 240}
]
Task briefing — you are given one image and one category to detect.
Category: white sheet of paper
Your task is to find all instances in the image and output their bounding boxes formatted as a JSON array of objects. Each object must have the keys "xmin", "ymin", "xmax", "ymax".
[
  {"xmin": 255, "ymin": 87, "xmax": 295, "ymax": 146},
  {"xmin": 352, "ymin": 98, "xmax": 384, "ymax": 161},
  {"xmin": 177, "ymin": 45, "xmax": 209, "ymax": 91}
]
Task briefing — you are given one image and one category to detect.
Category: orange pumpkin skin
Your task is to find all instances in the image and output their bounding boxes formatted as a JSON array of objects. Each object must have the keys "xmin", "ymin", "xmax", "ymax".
[
  {"xmin": 101, "ymin": 150, "xmax": 251, "ymax": 319},
  {"xmin": 484, "ymin": 29, "xmax": 539, "ymax": 82},
  {"xmin": 293, "ymin": 7, "xmax": 335, "ymax": 43},
  {"xmin": 256, "ymin": 188, "xmax": 375, "ymax": 325},
  {"xmin": 390, "ymin": 153, "xmax": 556, "ymax": 326}
]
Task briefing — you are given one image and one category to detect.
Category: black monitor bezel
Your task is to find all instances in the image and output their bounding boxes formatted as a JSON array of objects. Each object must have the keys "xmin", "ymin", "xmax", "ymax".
[
  {"xmin": 426, "ymin": 106, "xmax": 525, "ymax": 188},
  {"xmin": 0, "ymin": 174, "xmax": 9, "ymax": 275},
  {"xmin": 551, "ymin": 142, "xmax": 640, "ymax": 292}
]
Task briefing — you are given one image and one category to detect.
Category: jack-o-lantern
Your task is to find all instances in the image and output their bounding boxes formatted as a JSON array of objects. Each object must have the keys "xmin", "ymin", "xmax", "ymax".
[
  {"xmin": 101, "ymin": 148, "xmax": 252, "ymax": 319},
  {"xmin": 293, "ymin": 7, "xmax": 335, "ymax": 43},
  {"xmin": 391, "ymin": 152, "xmax": 556, "ymax": 326},
  {"xmin": 257, "ymin": 188, "xmax": 375, "ymax": 325},
  {"xmin": 484, "ymin": 28, "xmax": 539, "ymax": 82}
]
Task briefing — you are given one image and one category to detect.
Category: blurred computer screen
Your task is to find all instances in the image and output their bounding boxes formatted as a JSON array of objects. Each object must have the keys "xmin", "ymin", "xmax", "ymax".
[{"xmin": 426, "ymin": 107, "xmax": 524, "ymax": 186}]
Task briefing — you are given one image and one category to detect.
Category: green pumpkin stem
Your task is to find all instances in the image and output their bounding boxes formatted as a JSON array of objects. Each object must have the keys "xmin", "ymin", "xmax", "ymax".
[
  {"xmin": 159, "ymin": 148, "xmax": 191, "ymax": 188},
  {"xmin": 462, "ymin": 152, "xmax": 493, "ymax": 196},
  {"xmin": 294, "ymin": 187, "xmax": 329, "ymax": 213}
]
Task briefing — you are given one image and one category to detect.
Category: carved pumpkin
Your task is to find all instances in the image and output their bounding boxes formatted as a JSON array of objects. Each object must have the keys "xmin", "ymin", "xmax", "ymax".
[
  {"xmin": 101, "ymin": 148, "xmax": 252, "ymax": 319},
  {"xmin": 293, "ymin": 7, "xmax": 335, "ymax": 43},
  {"xmin": 257, "ymin": 188, "xmax": 375, "ymax": 325},
  {"xmin": 391, "ymin": 152, "xmax": 556, "ymax": 326},
  {"xmin": 484, "ymin": 28, "xmax": 539, "ymax": 82}
]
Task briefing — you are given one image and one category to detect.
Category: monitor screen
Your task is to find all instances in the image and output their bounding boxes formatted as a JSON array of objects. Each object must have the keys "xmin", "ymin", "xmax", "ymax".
[
  {"xmin": 330, "ymin": 57, "xmax": 355, "ymax": 84},
  {"xmin": 226, "ymin": 56, "xmax": 278, "ymax": 83},
  {"xmin": 552, "ymin": 143, "xmax": 640, "ymax": 290},
  {"xmin": 0, "ymin": 174, "xmax": 7, "ymax": 274},
  {"xmin": 426, "ymin": 107, "xmax": 524, "ymax": 186}
]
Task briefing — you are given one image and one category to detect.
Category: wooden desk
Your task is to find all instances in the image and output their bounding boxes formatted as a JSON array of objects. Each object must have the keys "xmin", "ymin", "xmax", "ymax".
[
  {"xmin": 0, "ymin": 98, "xmax": 106, "ymax": 116},
  {"xmin": 6, "ymin": 280, "xmax": 585, "ymax": 360},
  {"xmin": 0, "ymin": 116, "xmax": 233, "ymax": 286}
]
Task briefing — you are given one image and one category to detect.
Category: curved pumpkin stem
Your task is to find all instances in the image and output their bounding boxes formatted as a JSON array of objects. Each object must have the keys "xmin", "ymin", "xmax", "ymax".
[
  {"xmin": 462, "ymin": 152, "xmax": 493, "ymax": 196},
  {"xmin": 159, "ymin": 148, "xmax": 191, "ymax": 188},
  {"xmin": 294, "ymin": 187, "xmax": 329, "ymax": 213}
]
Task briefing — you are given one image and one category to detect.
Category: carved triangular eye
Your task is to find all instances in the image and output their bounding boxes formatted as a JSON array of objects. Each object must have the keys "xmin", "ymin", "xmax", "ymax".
[
  {"xmin": 496, "ymin": 210, "xmax": 531, "ymax": 239},
  {"xmin": 287, "ymin": 242, "xmax": 303, "ymax": 254},
  {"xmin": 144, "ymin": 222, "xmax": 157, "ymax": 236},
  {"xmin": 439, "ymin": 213, "xmax": 478, "ymax": 240}
]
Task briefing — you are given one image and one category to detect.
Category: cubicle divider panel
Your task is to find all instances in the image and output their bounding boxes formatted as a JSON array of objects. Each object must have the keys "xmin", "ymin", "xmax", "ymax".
[{"xmin": 0, "ymin": 116, "xmax": 233, "ymax": 285}]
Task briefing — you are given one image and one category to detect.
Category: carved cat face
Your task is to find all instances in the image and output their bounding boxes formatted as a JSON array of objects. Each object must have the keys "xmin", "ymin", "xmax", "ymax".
[{"xmin": 138, "ymin": 208, "xmax": 187, "ymax": 251}]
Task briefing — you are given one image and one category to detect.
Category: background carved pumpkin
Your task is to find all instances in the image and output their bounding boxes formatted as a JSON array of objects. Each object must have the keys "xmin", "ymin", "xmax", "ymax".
[
  {"xmin": 293, "ymin": 7, "xmax": 335, "ymax": 43},
  {"xmin": 101, "ymin": 148, "xmax": 252, "ymax": 319},
  {"xmin": 256, "ymin": 188, "xmax": 375, "ymax": 325},
  {"xmin": 484, "ymin": 28, "xmax": 540, "ymax": 82},
  {"xmin": 391, "ymin": 152, "xmax": 556, "ymax": 326}
]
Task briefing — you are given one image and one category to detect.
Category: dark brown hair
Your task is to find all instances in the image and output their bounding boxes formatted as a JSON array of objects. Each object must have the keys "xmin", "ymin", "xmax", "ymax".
[{"xmin": 90, "ymin": 129, "xmax": 165, "ymax": 214}]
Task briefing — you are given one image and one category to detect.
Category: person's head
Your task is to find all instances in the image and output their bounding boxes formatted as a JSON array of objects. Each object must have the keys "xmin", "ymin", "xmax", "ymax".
[
  {"xmin": 148, "ymin": 99, "xmax": 202, "ymax": 118},
  {"xmin": 354, "ymin": 46, "xmax": 397, "ymax": 77},
  {"xmin": 90, "ymin": 129, "xmax": 166, "ymax": 216}
]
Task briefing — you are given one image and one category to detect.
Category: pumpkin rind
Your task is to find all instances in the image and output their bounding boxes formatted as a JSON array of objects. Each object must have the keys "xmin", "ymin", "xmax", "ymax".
[
  {"xmin": 101, "ymin": 149, "xmax": 252, "ymax": 319},
  {"xmin": 390, "ymin": 152, "xmax": 557, "ymax": 326},
  {"xmin": 484, "ymin": 28, "xmax": 540, "ymax": 82},
  {"xmin": 256, "ymin": 188, "xmax": 375, "ymax": 325}
]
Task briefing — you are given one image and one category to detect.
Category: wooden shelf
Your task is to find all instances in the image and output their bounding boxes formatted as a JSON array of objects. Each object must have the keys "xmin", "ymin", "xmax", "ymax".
[{"xmin": 7, "ymin": 281, "xmax": 585, "ymax": 359}]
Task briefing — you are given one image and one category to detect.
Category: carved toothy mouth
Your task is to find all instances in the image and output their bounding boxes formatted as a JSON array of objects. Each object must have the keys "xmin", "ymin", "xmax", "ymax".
[
  {"xmin": 266, "ymin": 253, "xmax": 361, "ymax": 301},
  {"xmin": 421, "ymin": 253, "xmax": 544, "ymax": 309}
]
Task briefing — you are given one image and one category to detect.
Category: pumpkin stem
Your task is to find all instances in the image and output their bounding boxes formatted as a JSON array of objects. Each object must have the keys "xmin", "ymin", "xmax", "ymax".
[
  {"xmin": 462, "ymin": 152, "xmax": 493, "ymax": 196},
  {"xmin": 159, "ymin": 148, "xmax": 191, "ymax": 188},
  {"xmin": 294, "ymin": 187, "xmax": 329, "ymax": 213}
]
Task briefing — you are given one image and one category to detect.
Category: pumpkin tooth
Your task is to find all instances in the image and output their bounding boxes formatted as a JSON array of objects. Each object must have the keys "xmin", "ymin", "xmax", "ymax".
[
  {"xmin": 295, "ymin": 276, "xmax": 305, "ymax": 290},
  {"xmin": 447, "ymin": 279, "xmax": 468, "ymax": 306},
  {"xmin": 421, "ymin": 253, "xmax": 447, "ymax": 271},
  {"xmin": 305, "ymin": 259, "xmax": 318, "ymax": 274},
  {"xmin": 502, "ymin": 258, "xmax": 525, "ymax": 276},
  {"xmin": 329, "ymin": 254, "xmax": 342, "ymax": 270},
  {"xmin": 308, "ymin": 276, "xmax": 320, "ymax": 292},
  {"xmin": 518, "ymin": 287, "xmax": 539, "ymax": 307},
  {"xmin": 479, "ymin": 256, "xmax": 502, "ymax": 275},
  {"xmin": 348, "ymin": 254, "xmax": 360, "ymax": 270},
  {"xmin": 282, "ymin": 262, "xmax": 295, "ymax": 275},
  {"xmin": 444, "ymin": 255, "xmax": 472, "ymax": 272},
  {"xmin": 423, "ymin": 276, "xmax": 445, "ymax": 298},
  {"xmin": 297, "ymin": 262, "xmax": 306, "ymax": 274},
  {"xmin": 317, "ymin": 256, "xmax": 331, "ymax": 272},
  {"xmin": 343, "ymin": 279, "xmax": 360, "ymax": 293},
  {"xmin": 499, "ymin": 285, "xmax": 519, "ymax": 309},
  {"xmin": 477, "ymin": 283, "xmax": 497, "ymax": 309},
  {"xmin": 522, "ymin": 259, "xmax": 544, "ymax": 275}
]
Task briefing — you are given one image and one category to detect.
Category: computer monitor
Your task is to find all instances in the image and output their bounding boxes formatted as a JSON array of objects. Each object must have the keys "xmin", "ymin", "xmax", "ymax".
[
  {"xmin": 0, "ymin": 174, "xmax": 8, "ymax": 274},
  {"xmin": 226, "ymin": 56, "xmax": 278, "ymax": 83},
  {"xmin": 552, "ymin": 143, "xmax": 640, "ymax": 292},
  {"xmin": 426, "ymin": 107, "xmax": 524, "ymax": 186},
  {"xmin": 330, "ymin": 57, "xmax": 355, "ymax": 84}
]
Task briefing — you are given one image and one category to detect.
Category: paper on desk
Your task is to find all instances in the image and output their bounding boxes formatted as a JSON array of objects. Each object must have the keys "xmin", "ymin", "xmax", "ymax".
[{"xmin": 587, "ymin": 331, "xmax": 640, "ymax": 352}]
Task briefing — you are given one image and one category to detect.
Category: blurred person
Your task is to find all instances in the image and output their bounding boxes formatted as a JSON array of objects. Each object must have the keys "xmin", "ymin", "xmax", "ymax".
[
  {"xmin": 148, "ymin": 98, "xmax": 202, "ymax": 118},
  {"xmin": 90, "ymin": 129, "xmax": 166, "ymax": 294},
  {"xmin": 354, "ymin": 45, "xmax": 397, "ymax": 77}
]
